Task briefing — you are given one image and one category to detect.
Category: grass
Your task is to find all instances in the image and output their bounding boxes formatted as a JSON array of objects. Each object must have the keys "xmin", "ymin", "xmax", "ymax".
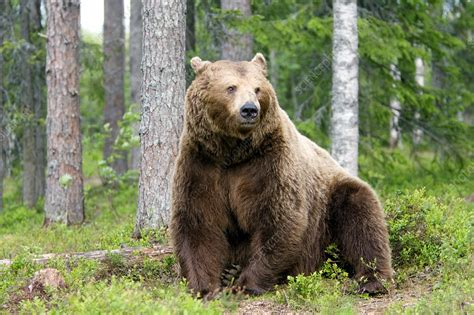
[{"xmin": 1, "ymin": 148, "xmax": 473, "ymax": 313}]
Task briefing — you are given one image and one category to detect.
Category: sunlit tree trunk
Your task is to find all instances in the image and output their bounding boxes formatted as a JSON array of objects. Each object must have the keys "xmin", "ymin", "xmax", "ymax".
[
  {"xmin": 389, "ymin": 63, "xmax": 402, "ymax": 149},
  {"xmin": 0, "ymin": 0, "xmax": 6, "ymax": 212},
  {"xmin": 413, "ymin": 56, "xmax": 424, "ymax": 145},
  {"xmin": 129, "ymin": 0, "xmax": 142, "ymax": 170},
  {"xmin": 134, "ymin": 0, "xmax": 186, "ymax": 236},
  {"xmin": 220, "ymin": 0, "xmax": 253, "ymax": 61},
  {"xmin": 269, "ymin": 49, "xmax": 278, "ymax": 87},
  {"xmin": 103, "ymin": 0, "xmax": 127, "ymax": 174},
  {"xmin": 44, "ymin": 0, "xmax": 84, "ymax": 225},
  {"xmin": 330, "ymin": 0, "xmax": 359, "ymax": 176}
]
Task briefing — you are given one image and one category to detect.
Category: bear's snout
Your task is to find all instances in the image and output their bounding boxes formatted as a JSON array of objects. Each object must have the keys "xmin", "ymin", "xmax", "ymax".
[{"xmin": 240, "ymin": 102, "xmax": 259, "ymax": 121}]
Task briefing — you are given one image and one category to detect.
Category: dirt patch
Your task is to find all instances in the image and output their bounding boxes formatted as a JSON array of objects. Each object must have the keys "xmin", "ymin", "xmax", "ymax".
[
  {"xmin": 236, "ymin": 300, "xmax": 296, "ymax": 314},
  {"xmin": 357, "ymin": 276, "xmax": 433, "ymax": 314},
  {"xmin": 464, "ymin": 194, "xmax": 474, "ymax": 203}
]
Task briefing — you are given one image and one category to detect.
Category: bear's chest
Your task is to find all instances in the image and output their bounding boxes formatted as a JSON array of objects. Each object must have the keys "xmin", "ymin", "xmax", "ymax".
[{"xmin": 222, "ymin": 163, "xmax": 269, "ymax": 233}]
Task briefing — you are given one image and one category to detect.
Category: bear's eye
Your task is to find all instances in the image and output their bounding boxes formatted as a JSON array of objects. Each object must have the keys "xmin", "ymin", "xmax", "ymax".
[
  {"xmin": 227, "ymin": 86, "xmax": 236, "ymax": 93},
  {"xmin": 255, "ymin": 87, "xmax": 260, "ymax": 94}
]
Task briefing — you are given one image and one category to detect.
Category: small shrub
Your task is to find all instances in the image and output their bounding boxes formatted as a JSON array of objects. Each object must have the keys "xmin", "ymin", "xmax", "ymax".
[
  {"xmin": 275, "ymin": 260, "xmax": 355, "ymax": 312},
  {"xmin": 385, "ymin": 189, "xmax": 472, "ymax": 269}
]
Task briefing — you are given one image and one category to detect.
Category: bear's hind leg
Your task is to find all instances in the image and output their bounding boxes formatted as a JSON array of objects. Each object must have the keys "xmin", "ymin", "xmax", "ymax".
[{"xmin": 329, "ymin": 177, "xmax": 393, "ymax": 294}]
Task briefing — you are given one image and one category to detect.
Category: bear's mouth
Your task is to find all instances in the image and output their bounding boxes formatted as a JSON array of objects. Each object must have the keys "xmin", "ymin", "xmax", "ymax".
[{"xmin": 240, "ymin": 121, "xmax": 257, "ymax": 129}]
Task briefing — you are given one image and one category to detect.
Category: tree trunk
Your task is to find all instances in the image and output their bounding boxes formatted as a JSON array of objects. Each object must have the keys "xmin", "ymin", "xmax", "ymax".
[
  {"xmin": 220, "ymin": 0, "xmax": 253, "ymax": 61},
  {"xmin": 133, "ymin": 0, "xmax": 186, "ymax": 237},
  {"xmin": 20, "ymin": 0, "xmax": 37, "ymax": 208},
  {"xmin": 269, "ymin": 49, "xmax": 278, "ymax": 87},
  {"xmin": 389, "ymin": 63, "xmax": 402, "ymax": 149},
  {"xmin": 20, "ymin": 0, "xmax": 45, "ymax": 208},
  {"xmin": 34, "ymin": 57, "xmax": 46, "ymax": 201},
  {"xmin": 44, "ymin": 0, "xmax": 84, "ymax": 225},
  {"xmin": 103, "ymin": 0, "xmax": 127, "ymax": 174},
  {"xmin": 129, "ymin": 0, "xmax": 143, "ymax": 170},
  {"xmin": 32, "ymin": 0, "xmax": 46, "ymax": 202},
  {"xmin": 0, "ymin": 0, "xmax": 6, "ymax": 212},
  {"xmin": 186, "ymin": 0, "xmax": 195, "ymax": 52},
  {"xmin": 330, "ymin": 0, "xmax": 359, "ymax": 177},
  {"xmin": 413, "ymin": 56, "xmax": 424, "ymax": 145}
]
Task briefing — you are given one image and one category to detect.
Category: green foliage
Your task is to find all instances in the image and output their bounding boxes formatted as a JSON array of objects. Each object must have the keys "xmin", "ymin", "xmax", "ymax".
[
  {"xmin": 16, "ymin": 276, "xmax": 228, "ymax": 314},
  {"xmin": 386, "ymin": 189, "xmax": 473, "ymax": 269},
  {"xmin": 80, "ymin": 34, "xmax": 105, "ymax": 136},
  {"xmin": 275, "ymin": 260, "xmax": 355, "ymax": 312}
]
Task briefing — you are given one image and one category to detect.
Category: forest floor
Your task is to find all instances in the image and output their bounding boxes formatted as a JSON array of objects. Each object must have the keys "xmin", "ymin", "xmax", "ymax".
[{"xmin": 1, "ymin": 155, "xmax": 473, "ymax": 314}]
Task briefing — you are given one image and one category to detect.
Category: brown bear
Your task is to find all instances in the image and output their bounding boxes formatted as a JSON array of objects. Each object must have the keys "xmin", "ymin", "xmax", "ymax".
[{"xmin": 170, "ymin": 53, "xmax": 393, "ymax": 297}]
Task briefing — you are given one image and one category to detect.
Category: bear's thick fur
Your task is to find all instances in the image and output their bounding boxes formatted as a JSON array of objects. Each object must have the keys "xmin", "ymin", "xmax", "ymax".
[{"xmin": 170, "ymin": 53, "xmax": 393, "ymax": 297}]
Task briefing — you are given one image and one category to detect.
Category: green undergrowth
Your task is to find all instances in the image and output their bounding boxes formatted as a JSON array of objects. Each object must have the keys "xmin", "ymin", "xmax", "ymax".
[
  {"xmin": 1, "ymin": 149, "xmax": 473, "ymax": 313},
  {"xmin": 0, "ymin": 182, "xmax": 156, "ymax": 259},
  {"xmin": 1, "ymin": 255, "xmax": 234, "ymax": 314}
]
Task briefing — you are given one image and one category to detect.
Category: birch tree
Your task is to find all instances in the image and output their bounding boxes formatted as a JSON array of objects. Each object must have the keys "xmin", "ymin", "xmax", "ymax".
[
  {"xmin": 103, "ymin": 0, "xmax": 127, "ymax": 173},
  {"xmin": 389, "ymin": 63, "xmax": 402, "ymax": 148},
  {"xmin": 413, "ymin": 56, "xmax": 424, "ymax": 145},
  {"xmin": 330, "ymin": 0, "xmax": 359, "ymax": 176},
  {"xmin": 220, "ymin": 0, "xmax": 253, "ymax": 61},
  {"xmin": 133, "ymin": 0, "xmax": 186, "ymax": 236},
  {"xmin": 44, "ymin": 0, "xmax": 84, "ymax": 225},
  {"xmin": 129, "ymin": 0, "xmax": 142, "ymax": 170}
]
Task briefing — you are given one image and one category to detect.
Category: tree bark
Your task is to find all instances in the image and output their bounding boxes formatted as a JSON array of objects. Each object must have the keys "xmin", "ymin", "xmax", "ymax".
[
  {"xmin": 0, "ymin": 0, "xmax": 6, "ymax": 212},
  {"xmin": 20, "ymin": 0, "xmax": 37, "ymax": 208},
  {"xmin": 19, "ymin": 0, "xmax": 45, "ymax": 208},
  {"xmin": 413, "ymin": 56, "xmax": 424, "ymax": 145},
  {"xmin": 220, "ymin": 0, "xmax": 253, "ymax": 61},
  {"xmin": 32, "ymin": 0, "xmax": 46, "ymax": 202},
  {"xmin": 186, "ymin": 0, "xmax": 195, "ymax": 52},
  {"xmin": 103, "ymin": 0, "xmax": 127, "ymax": 174},
  {"xmin": 129, "ymin": 0, "xmax": 142, "ymax": 170},
  {"xmin": 134, "ymin": 0, "xmax": 186, "ymax": 236},
  {"xmin": 389, "ymin": 63, "xmax": 402, "ymax": 149},
  {"xmin": 330, "ymin": 0, "xmax": 359, "ymax": 177},
  {"xmin": 269, "ymin": 49, "xmax": 278, "ymax": 87},
  {"xmin": 44, "ymin": 0, "xmax": 84, "ymax": 225}
]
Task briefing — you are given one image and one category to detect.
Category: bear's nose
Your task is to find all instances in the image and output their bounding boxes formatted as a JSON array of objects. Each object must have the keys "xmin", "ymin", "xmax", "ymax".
[{"xmin": 240, "ymin": 102, "xmax": 259, "ymax": 120}]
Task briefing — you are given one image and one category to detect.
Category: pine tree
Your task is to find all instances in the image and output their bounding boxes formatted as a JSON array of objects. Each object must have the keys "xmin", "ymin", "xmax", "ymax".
[
  {"xmin": 0, "ymin": 0, "xmax": 6, "ymax": 212},
  {"xmin": 103, "ymin": 0, "xmax": 127, "ymax": 173},
  {"xmin": 129, "ymin": 0, "xmax": 142, "ymax": 170},
  {"xmin": 134, "ymin": 0, "xmax": 186, "ymax": 236},
  {"xmin": 220, "ymin": 0, "xmax": 253, "ymax": 61},
  {"xmin": 44, "ymin": 0, "xmax": 84, "ymax": 225}
]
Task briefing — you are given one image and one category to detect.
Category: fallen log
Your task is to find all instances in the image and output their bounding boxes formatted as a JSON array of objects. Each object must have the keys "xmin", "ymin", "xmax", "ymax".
[{"xmin": 0, "ymin": 245, "xmax": 174, "ymax": 266}]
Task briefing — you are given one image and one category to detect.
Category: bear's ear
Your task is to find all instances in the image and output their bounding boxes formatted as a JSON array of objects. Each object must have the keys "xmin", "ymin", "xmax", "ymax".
[
  {"xmin": 251, "ymin": 53, "xmax": 267, "ymax": 75},
  {"xmin": 191, "ymin": 56, "xmax": 211, "ymax": 74}
]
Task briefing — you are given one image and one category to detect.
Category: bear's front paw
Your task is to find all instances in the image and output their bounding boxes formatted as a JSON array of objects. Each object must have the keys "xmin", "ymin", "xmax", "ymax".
[
  {"xmin": 220, "ymin": 264, "xmax": 242, "ymax": 287},
  {"xmin": 357, "ymin": 278, "xmax": 387, "ymax": 295},
  {"xmin": 191, "ymin": 286, "xmax": 222, "ymax": 300},
  {"xmin": 233, "ymin": 271, "xmax": 268, "ymax": 296}
]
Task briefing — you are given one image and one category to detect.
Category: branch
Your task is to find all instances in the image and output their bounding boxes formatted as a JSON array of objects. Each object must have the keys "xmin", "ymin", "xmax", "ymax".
[{"xmin": 0, "ymin": 245, "xmax": 174, "ymax": 266}]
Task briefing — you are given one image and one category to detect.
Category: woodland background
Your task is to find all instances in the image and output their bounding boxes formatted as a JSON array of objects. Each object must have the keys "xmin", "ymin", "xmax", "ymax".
[{"xmin": 0, "ymin": 0, "xmax": 473, "ymax": 313}]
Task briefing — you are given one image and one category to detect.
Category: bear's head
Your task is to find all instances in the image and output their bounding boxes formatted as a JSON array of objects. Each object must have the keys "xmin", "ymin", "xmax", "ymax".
[{"xmin": 186, "ymin": 53, "xmax": 278, "ymax": 140}]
